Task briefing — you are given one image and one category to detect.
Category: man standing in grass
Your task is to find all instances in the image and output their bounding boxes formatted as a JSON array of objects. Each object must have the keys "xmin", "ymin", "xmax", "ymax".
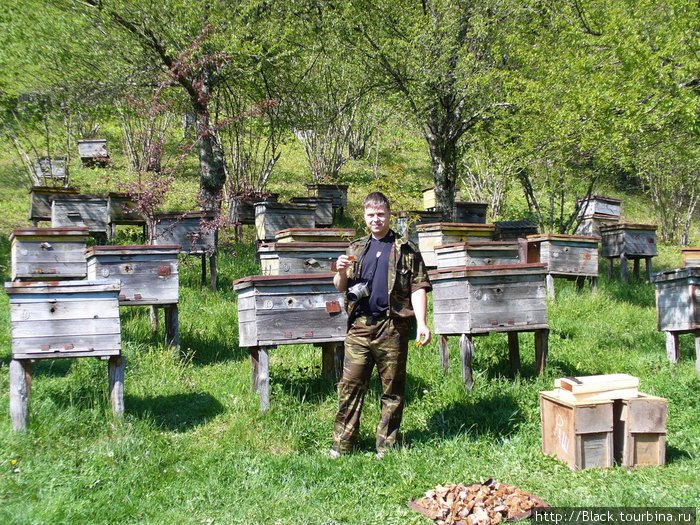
[{"xmin": 330, "ymin": 191, "xmax": 432, "ymax": 458}]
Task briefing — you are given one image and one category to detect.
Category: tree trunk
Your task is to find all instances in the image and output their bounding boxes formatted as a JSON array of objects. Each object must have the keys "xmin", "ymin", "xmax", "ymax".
[{"xmin": 425, "ymin": 130, "xmax": 459, "ymax": 221}]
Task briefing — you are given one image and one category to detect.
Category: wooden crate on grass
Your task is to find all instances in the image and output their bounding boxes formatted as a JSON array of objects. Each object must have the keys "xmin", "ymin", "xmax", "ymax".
[
  {"xmin": 540, "ymin": 391, "xmax": 614, "ymax": 471},
  {"xmin": 10, "ymin": 227, "xmax": 89, "ymax": 281},
  {"xmin": 613, "ymin": 394, "xmax": 667, "ymax": 468}
]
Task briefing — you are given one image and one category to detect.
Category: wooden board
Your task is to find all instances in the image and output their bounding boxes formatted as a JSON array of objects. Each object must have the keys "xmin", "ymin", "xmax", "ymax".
[
  {"xmin": 86, "ymin": 245, "xmax": 180, "ymax": 305},
  {"xmin": 10, "ymin": 228, "xmax": 89, "ymax": 281},
  {"xmin": 554, "ymin": 374, "xmax": 639, "ymax": 394},
  {"xmin": 5, "ymin": 280, "xmax": 122, "ymax": 360},
  {"xmin": 540, "ymin": 391, "xmax": 614, "ymax": 471}
]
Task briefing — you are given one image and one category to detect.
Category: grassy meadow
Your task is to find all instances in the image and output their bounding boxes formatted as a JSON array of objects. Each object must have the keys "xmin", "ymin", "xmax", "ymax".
[{"xmin": 0, "ymin": 127, "xmax": 698, "ymax": 524}]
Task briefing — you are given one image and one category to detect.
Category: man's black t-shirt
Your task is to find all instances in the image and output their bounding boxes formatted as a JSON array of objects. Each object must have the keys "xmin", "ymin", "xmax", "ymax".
[{"xmin": 357, "ymin": 232, "xmax": 393, "ymax": 316}]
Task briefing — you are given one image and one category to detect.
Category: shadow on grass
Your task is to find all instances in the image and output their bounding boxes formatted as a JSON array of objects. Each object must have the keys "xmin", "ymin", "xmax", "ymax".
[
  {"xmin": 126, "ymin": 392, "xmax": 224, "ymax": 431},
  {"xmin": 665, "ymin": 444, "xmax": 694, "ymax": 465},
  {"xmin": 406, "ymin": 393, "xmax": 524, "ymax": 445}
]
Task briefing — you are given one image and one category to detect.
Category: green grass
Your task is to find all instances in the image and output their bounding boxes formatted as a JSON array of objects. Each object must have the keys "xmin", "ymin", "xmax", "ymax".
[{"xmin": 0, "ymin": 124, "xmax": 698, "ymax": 523}]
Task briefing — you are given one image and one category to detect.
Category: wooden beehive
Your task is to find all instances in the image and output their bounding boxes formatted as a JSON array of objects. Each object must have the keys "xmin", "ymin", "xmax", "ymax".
[
  {"xmin": 540, "ymin": 391, "xmax": 614, "ymax": 471},
  {"xmin": 291, "ymin": 196, "xmax": 333, "ymax": 227},
  {"xmin": 600, "ymin": 223, "xmax": 657, "ymax": 258},
  {"xmin": 575, "ymin": 214, "xmax": 619, "ymax": 238},
  {"xmin": 229, "ymin": 192, "xmax": 279, "ymax": 225},
  {"xmin": 107, "ymin": 193, "xmax": 146, "ymax": 227},
  {"xmin": 85, "ymin": 245, "xmax": 180, "ymax": 305},
  {"xmin": 233, "ymin": 273, "xmax": 348, "ymax": 347},
  {"xmin": 577, "ymin": 195, "xmax": 622, "ymax": 219},
  {"xmin": 10, "ymin": 227, "xmax": 89, "ymax": 281},
  {"xmin": 149, "ymin": 211, "xmax": 217, "ymax": 255},
  {"xmin": 652, "ymin": 268, "xmax": 700, "ymax": 333},
  {"xmin": 493, "ymin": 220, "xmax": 538, "ymax": 241},
  {"xmin": 613, "ymin": 394, "xmax": 667, "ymax": 468},
  {"xmin": 306, "ymin": 183, "xmax": 348, "ymax": 210},
  {"xmin": 417, "ymin": 222, "xmax": 495, "ymax": 267},
  {"xmin": 681, "ymin": 248, "xmax": 700, "ymax": 268},
  {"xmin": 421, "ymin": 186, "xmax": 460, "ymax": 211},
  {"xmin": 394, "ymin": 211, "xmax": 443, "ymax": 243},
  {"xmin": 526, "ymin": 234, "xmax": 599, "ymax": 278},
  {"xmin": 33, "ymin": 157, "xmax": 68, "ymax": 186},
  {"xmin": 255, "ymin": 202, "xmax": 316, "ymax": 242},
  {"xmin": 453, "ymin": 201, "xmax": 488, "ymax": 224},
  {"xmin": 274, "ymin": 228, "xmax": 355, "ymax": 243},
  {"xmin": 4, "ymin": 280, "xmax": 122, "ymax": 360},
  {"xmin": 51, "ymin": 194, "xmax": 109, "ymax": 236},
  {"xmin": 434, "ymin": 241, "xmax": 521, "ymax": 270},
  {"xmin": 430, "ymin": 263, "xmax": 548, "ymax": 334},
  {"xmin": 258, "ymin": 242, "xmax": 349, "ymax": 275},
  {"xmin": 28, "ymin": 186, "xmax": 80, "ymax": 225},
  {"xmin": 77, "ymin": 138, "xmax": 109, "ymax": 166}
]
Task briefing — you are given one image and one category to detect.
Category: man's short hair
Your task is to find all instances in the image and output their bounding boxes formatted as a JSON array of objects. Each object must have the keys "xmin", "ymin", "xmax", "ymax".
[{"xmin": 363, "ymin": 192, "xmax": 391, "ymax": 211}]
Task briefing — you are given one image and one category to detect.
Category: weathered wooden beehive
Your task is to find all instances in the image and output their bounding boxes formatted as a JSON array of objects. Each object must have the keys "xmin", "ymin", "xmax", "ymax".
[
  {"xmin": 394, "ymin": 211, "xmax": 443, "ymax": 243},
  {"xmin": 258, "ymin": 242, "xmax": 349, "ymax": 275},
  {"xmin": 107, "ymin": 192, "xmax": 146, "ymax": 239},
  {"xmin": 33, "ymin": 157, "xmax": 68, "ymax": 186},
  {"xmin": 434, "ymin": 241, "xmax": 521, "ymax": 270},
  {"xmin": 493, "ymin": 220, "xmax": 538, "ymax": 241},
  {"xmin": 430, "ymin": 264, "xmax": 548, "ymax": 334},
  {"xmin": 51, "ymin": 194, "xmax": 109, "ymax": 240},
  {"xmin": 652, "ymin": 267, "xmax": 700, "ymax": 373},
  {"xmin": 149, "ymin": 211, "xmax": 217, "ymax": 254},
  {"xmin": 526, "ymin": 234, "xmax": 599, "ymax": 297},
  {"xmin": 234, "ymin": 273, "xmax": 348, "ymax": 347},
  {"xmin": 291, "ymin": 196, "xmax": 333, "ymax": 227},
  {"xmin": 10, "ymin": 227, "xmax": 89, "ymax": 281},
  {"xmin": 85, "ymin": 245, "xmax": 180, "ymax": 305},
  {"xmin": 255, "ymin": 202, "xmax": 316, "ymax": 242},
  {"xmin": 681, "ymin": 248, "xmax": 700, "ymax": 268},
  {"xmin": 601, "ymin": 223, "xmax": 657, "ymax": 282},
  {"xmin": 421, "ymin": 186, "xmax": 460, "ymax": 211},
  {"xmin": 540, "ymin": 391, "xmax": 614, "ymax": 471},
  {"xmin": 274, "ymin": 228, "xmax": 355, "ymax": 243},
  {"xmin": 229, "ymin": 192, "xmax": 279, "ymax": 225},
  {"xmin": 613, "ymin": 394, "xmax": 667, "ymax": 468},
  {"xmin": 453, "ymin": 201, "xmax": 488, "ymax": 224},
  {"xmin": 306, "ymin": 183, "xmax": 348, "ymax": 213},
  {"xmin": 77, "ymin": 138, "xmax": 109, "ymax": 167},
  {"xmin": 4, "ymin": 280, "xmax": 122, "ymax": 360},
  {"xmin": 28, "ymin": 186, "xmax": 80, "ymax": 226},
  {"xmin": 416, "ymin": 222, "xmax": 495, "ymax": 267},
  {"xmin": 577, "ymin": 195, "xmax": 622, "ymax": 219}
]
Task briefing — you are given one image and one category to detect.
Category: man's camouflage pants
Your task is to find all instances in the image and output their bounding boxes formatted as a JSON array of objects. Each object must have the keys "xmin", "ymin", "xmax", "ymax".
[{"xmin": 332, "ymin": 314, "xmax": 410, "ymax": 454}]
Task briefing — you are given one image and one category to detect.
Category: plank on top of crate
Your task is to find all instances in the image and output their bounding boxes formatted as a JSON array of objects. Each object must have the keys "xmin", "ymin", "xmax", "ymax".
[
  {"xmin": 233, "ymin": 272, "xmax": 348, "ymax": 347},
  {"xmin": 10, "ymin": 227, "xmax": 90, "ymax": 281},
  {"xmin": 85, "ymin": 244, "xmax": 181, "ymax": 305},
  {"xmin": 4, "ymin": 279, "xmax": 122, "ymax": 360}
]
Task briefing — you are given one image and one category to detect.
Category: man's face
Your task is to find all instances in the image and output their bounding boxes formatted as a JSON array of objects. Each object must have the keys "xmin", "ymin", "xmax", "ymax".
[{"xmin": 364, "ymin": 204, "xmax": 391, "ymax": 239}]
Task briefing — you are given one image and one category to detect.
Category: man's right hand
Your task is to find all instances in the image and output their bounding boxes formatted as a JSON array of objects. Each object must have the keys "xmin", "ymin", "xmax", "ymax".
[{"xmin": 335, "ymin": 254, "xmax": 354, "ymax": 275}]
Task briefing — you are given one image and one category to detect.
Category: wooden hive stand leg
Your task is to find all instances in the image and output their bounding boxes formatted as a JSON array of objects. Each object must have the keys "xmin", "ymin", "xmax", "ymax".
[
  {"xmin": 165, "ymin": 304, "xmax": 179, "ymax": 354},
  {"xmin": 249, "ymin": 347, "xmax": 260, "ymax": 393},
  {"xmin": 534, "ymin": 329, "xmax": 549, "ymax": 374},
  {"xmin": 607, "ymin": 258, "xmax": 613, "ymax": 280},
  {"xmin": 665, "ymin": 331, "xmax": 680, "ymax": 363},
  {"xmin": 546, "ymin": 274, "xmax": 555, "ymax": 300},
  {"xmin": 108, "ymin": 355, "xmax": 126, "ymax": 416},
  {"xmin": 439, "ymin": 335, "xmax": 449, "ymax": 375},
  {"xmin": 620, "ymin": 254, "xmax": 629, "ymax": 283},
  {"xmin": 645, "ymin": 257, "xmax": 653, "ymax": 283},
  {"xmin": 633, "ymin": 258, "xmax": 641, "ymax": 279},
  {"xmin": 590, "ymin": 276, "xmax": 598, "ymax": 291},
  {"xmin": 507, "ymin": 332, "xmax": 521, "ymax": 375},
  {"xmin": 695, "ymin": 330, "xmax": 700, "ymax": 377},
  {"xmin": 459, "ymin": 334, "xmax": 474, "ymax": 390},
  {"xmin": 257, "ymin": 346, "xmax": 271, "ymax": 411},
  {"xmin": 200, "ymin": 254, "xmax": 207, "ymax": 288},
  {"xmin": 333, "ymin": 342, "xmax": 345, "ymax": 381},
  {"xmin": 10, "ymin": 360, "xmax": 31, "ymax": 431},
  {"xmin": 321, "ymin": 343, "xmax": 334, "ymax": 379},
  {"xmin": 209, "ymin": 253, "xmax": 217, "ymax": 292},
  {"xmin": 150, "ymin": 305, "xmax": 159, "ymax": 333}
]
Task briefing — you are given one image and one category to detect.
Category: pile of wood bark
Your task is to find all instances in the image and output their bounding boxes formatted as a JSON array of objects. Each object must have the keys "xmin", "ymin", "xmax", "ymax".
[{"xmin": 408, "ymin": 479, "xmax": 547, "ymax": 525}]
